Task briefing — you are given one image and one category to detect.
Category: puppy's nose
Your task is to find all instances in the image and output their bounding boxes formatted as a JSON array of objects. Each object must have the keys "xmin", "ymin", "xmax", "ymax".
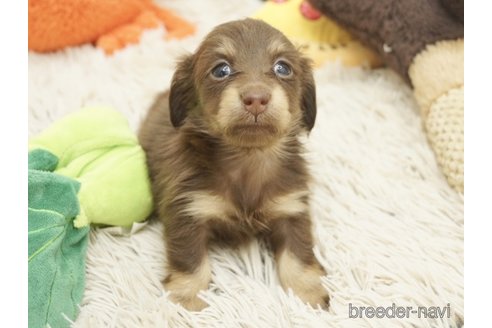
[{"xmin": 241, "ymin": 90, "xmax": 271, "ymax": 121}]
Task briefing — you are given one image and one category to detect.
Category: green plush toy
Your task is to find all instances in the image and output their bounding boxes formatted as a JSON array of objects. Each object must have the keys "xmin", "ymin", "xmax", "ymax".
[
  {"xmin": 28, "ymin": 149, "xmax": 89, "ymax": 328},
  {"xmin": 28, "ymin": 107, "xmax": 153, "ymax": 326},
  {"xmin": 29, "ymin": 106, "xmax": 153, "ymax": 227}
]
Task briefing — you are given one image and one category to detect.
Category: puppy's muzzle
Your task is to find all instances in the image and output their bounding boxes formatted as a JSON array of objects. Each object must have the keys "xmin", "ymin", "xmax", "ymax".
[{"xmin": 240, "ymin": 85, "xmax": 271, "ymax": 122}]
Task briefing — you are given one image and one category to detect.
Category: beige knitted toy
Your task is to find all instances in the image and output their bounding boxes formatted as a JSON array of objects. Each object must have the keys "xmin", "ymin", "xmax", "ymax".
[{"xmin": 409, "ymin": 40, "xmax": 464, "ymax": 192}]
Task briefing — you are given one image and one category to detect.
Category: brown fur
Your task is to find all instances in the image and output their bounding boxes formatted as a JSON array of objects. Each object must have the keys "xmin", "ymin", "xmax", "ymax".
[{"xmin": 139, "ymin": 18, "xmax": 328, "ymax": 311}]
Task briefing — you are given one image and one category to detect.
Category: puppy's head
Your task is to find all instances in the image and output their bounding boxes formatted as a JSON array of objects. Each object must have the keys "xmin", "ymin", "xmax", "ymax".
[{"xmin": 169, "ymin": 18, "xmax": 316, "ymax": 147}]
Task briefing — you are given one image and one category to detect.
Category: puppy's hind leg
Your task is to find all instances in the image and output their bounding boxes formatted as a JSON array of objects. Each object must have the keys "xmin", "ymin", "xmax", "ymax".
[
  {"xmin": 163, "ymin": 216, "xmax": 211, "ymax": 311},
  {"xmin": 268, "ymin": 215, "xmax": 330, "ymax": 309}
]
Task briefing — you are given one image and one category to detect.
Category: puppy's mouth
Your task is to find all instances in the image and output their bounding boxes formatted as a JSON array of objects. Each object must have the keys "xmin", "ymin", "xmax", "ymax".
[
  {"xmin": 223, "ymin": 121, "xmax": 281, "ymax": 148},
  {"xmin": 230, "ymin": 123, "xmax": 278, "ymax": 135}
]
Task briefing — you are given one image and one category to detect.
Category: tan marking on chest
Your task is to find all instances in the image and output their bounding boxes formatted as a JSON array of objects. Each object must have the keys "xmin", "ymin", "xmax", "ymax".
[
  {"xmin": 181, "ymin": 188, "xmax": 309, "ymax": 226},
  {"xmin": 179, "ymin": 191, "xmax": 233, "ymax": 220},
  {"xmin": 264, "ymin": 190, "xmax": 309, "ymax": 218}
]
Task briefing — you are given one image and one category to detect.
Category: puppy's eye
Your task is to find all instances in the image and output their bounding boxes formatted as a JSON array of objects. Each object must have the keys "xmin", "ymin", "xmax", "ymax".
[
  {"xmin": 211, "ymin": 63, "xmax": 232, "ymax": 79},
  {"xmin": 273, "ymin": 61, "xmax": 292, "ymax": 77}
]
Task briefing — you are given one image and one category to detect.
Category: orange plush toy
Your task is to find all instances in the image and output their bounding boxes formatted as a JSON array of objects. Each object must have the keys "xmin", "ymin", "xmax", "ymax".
[{"xmin": 28, "ymin": 0, "xmax": 195, "ymax": 55}]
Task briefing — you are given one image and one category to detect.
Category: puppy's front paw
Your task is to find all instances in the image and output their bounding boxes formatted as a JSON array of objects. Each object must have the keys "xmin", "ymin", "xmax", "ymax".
[
  {"xmin": 163, "ymin": 270, "xmax": 211, "ymax": 311},
  {"xmin": 167, "ymin": 288, "xmax": 208, "ymax": 311},
  {"xmin": 291, "ymin": 275, "xmax": 330, "ymax": 310},
  {"xmin": 288, "ymin": 267, "xmax": 329, "ymax": 309},
  {"xmin": 278, "ymin": 251, "xmax": 329, "ymax": 309}
]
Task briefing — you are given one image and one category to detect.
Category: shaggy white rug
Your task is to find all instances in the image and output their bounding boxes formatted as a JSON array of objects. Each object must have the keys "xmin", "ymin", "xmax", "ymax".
[{"xmin": 28, "ymin": 0, "xmax": 464, "ymax": 327}]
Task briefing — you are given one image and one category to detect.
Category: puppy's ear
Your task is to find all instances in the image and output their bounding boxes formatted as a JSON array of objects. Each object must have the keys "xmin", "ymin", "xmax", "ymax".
[
  {"xmin": 169, "ymin": 55, "xmax": 197, "ymax": 127},
  {"xmin": 300, "ymin": 58, "xmax": 317, "ymax": 131}
]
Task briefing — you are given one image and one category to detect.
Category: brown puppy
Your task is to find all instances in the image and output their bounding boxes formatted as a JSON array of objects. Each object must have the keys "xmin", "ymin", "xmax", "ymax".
[{"xmin": 139, "ymin": 18, "xmax": 328, "ymax": 311}]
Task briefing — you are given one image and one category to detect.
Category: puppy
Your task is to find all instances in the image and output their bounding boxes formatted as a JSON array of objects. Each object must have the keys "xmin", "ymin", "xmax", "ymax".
[{"xmin": 139, "ymin": 18, "xmax": 328, "ymax": 311}]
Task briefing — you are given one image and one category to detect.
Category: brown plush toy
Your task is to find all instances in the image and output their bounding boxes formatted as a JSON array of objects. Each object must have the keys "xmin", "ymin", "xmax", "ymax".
[{"xmin": 308, "ymin": 0, "xmax": 464, "ymax": 193}]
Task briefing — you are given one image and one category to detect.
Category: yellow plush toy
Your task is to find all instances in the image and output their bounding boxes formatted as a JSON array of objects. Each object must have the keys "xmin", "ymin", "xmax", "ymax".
[{"xmin": 252, "ymin": 0, "xmax": 382, "ymax": 68}]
